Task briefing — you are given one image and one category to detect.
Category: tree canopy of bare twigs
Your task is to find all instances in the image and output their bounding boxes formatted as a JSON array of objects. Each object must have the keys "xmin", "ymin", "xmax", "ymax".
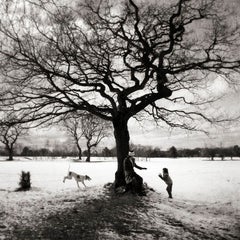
[{"xmin": 0, "ymin": 0, "xmax": 240, "ymax": 187}]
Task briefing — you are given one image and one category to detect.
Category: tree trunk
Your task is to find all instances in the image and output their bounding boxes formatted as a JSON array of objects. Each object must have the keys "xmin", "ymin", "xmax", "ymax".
[
  {"xmin": 85, "ymin": 147, "xmax": 91, "ymax": 162},
  {"xmin": 7, "ymin": 147, "xmax": 14, "ymax": 161},
  {"xmin": 113, "ymin": 116, "xmax": 130, "ymax": 188},
  {"xmin": 78, "ymin": 153, "xmax": 82, "ymax": 160},
  {"xmin": 77, "ymin": 145, "xmax": 82, "ymax": 160}
]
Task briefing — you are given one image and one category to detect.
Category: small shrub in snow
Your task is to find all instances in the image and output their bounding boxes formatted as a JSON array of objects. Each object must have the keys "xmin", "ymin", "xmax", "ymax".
[{"xmin": 16, "ymin": 171, "xmax": 31, "ymax": 191}]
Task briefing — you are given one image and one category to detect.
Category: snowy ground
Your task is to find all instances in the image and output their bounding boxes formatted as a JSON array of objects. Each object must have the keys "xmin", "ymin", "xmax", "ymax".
[{"xmin": 0, "ymin": 156, "xmax": 240, "ymax": 239}]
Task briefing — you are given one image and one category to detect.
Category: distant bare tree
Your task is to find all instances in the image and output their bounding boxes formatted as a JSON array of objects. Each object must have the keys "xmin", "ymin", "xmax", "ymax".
[
  {"xmin": 168, "ymin": 146, "xmax": 178, "ymax": 158},
  {"xmin": 63, "ymin": 115, "xmax": 84, "ymax": 160},
  {"xmin": 0, "ymin": 0, "xmax": 240, "ymax": 191},
  {"xmin": 204, "ymin": 148, "xmax": 216, "ymax": 160},
  {"xmin": 0, "ymin": 122, "xmax": 28, "ymax": 160},
  {"xmin": 81, "ymin": 114, "xmax": 111, "ymax": 162},
  {"xmin": 233, "ymin": 145, "xmax": 240, "ymax": 158},
  {"xmin": 63, "ymin": 113, "xmax": 111, "ymax": 161}
]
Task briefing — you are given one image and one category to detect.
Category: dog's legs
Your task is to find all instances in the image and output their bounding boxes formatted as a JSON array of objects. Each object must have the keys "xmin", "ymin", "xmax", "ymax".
[
  {"xmin": 63, "ymin": 176, "xmax": 71, "ymax": 183},
  {"xmin": 76, "ymin": 180, "xmax": 80, "ymax": 188},
  {"xmin": 82, "ymin": 181, "xmax": 86, "ymax": 187},
  {"xmin": 63, "ymin": 176, "xmax": 67, "ymax": 183}
]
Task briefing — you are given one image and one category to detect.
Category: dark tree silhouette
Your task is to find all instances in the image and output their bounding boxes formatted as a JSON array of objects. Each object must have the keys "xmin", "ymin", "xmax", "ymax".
[
  {"xmin": 169, "ymin": 146, "xmax": 178, "ymax": 158},
  {"xmin": 0, "ymin": 121, "xmax": 28, "ymax": 160},
  {"xmin": 233, "ymin": 145, "xmax": 240, "ymax": 157},
  {"xmin": 62, "ymin": 115, "xmax": 84, "ymax": 160},
  {"xmin": 0, "ymin": 0, "xmax": 240, "ymax": 189},
  {"xmin": 204, "ymin": 148, "xmax": 217, "ymax": 160},
  {"xmin": 63, "ymin": 113, "xmax": 111, "ymax": 161},
  {"xmin": 81, "ymin": 114, "xmax": 111, "ymax": 162}
]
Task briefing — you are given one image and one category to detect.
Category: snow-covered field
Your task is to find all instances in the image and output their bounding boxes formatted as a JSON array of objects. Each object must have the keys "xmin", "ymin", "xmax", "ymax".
[
  {"xmin": 0, "ymin": 156, "xmax": 240, "ymax": 239},
  {"xmin": 1, "ymin": 156, "xmax": 239, "ymax": 205}
]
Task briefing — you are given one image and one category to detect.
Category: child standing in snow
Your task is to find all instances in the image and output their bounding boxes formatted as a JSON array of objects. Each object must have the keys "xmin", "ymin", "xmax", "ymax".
[{"xmin": 158, "ymin": 168, "xmax": 173, "ymax": 198}]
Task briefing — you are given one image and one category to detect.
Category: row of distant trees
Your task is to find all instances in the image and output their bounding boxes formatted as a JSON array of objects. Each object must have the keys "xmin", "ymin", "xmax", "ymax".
[
  {"xmin": 1, "ymin": 144, "xmax": 240, "ymax": 160},
  {"xmin": 0, "ymin": 113, "xmax": 238, "ymax": 161},
  {"xmin": 0, "ymin": 112, "xmax": 111, "ymax": 161},
  {"xmin": 100, "ymin": 145, "xmax": 240, "ymax": 160}
]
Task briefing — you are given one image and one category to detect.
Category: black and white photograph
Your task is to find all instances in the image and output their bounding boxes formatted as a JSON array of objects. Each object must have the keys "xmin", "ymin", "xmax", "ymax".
[{"xmin": 0, "ymin": 0, "xmax": 240, "ymax": 239}]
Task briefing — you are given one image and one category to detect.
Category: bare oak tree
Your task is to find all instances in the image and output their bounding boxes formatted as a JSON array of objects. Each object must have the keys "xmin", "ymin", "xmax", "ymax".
[
  {"xmin": 63, "ymin": 113, "xmax": 110, "ymax": 161},
  {"xmin": 0, "ymin": 0, "xmax": 240, "ymax": 190},
  {"xmin": 0, "ymin": 122, "xmax": 28, "ymax": 160},
  {"xmin": 81, "ymin": 114, "xmax": 111, "ymax": 162},
  {"xmin": 63, "ymin": 115, "xmax": 84, "ymax": 160}
]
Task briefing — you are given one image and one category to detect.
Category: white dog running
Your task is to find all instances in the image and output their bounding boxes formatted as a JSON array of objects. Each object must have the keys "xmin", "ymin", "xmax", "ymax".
[{"xmin": 63, "ymin": 171, "xmax": 91, "ymax": 188}]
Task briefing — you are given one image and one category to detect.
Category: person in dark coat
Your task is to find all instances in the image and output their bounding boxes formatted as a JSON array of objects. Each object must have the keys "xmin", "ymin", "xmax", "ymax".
[{"xmin": 123, "ymin": 150, "xmax": 147, "ymax": 195}]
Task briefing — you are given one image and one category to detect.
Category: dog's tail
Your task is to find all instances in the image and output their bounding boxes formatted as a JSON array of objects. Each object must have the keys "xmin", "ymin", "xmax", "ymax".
[{"xmin": 67, "ymin": 163, "xmax": 70, "ymax": 173}]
